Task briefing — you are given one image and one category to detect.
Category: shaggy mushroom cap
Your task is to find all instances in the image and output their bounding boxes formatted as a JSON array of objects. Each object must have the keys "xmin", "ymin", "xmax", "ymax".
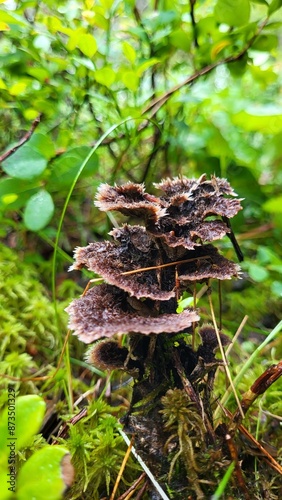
[
  {"xmin": 95, "ymin": 182, "xmax": 166, "ymax": 221},
  {"xmin": 70, "ymin": 225, "xmax": 174, "ymax": 300},
  {"xmin": 177, "ymin": 245, "xmax": 241, "ymax": 283},
  {"xmin": 95, "ymin": 175, "xmax": 243, "ymax": 251},
  {"xmin": 67, "ymin": 175, "xmax": 242, "ymax": 345},
  {"xmin": 66, "ymin": 284, "xmax": 200, "ymax": 343},
  {"xmin": 150, "ymin": 174, "xmax": 243, "ymax": 250}
]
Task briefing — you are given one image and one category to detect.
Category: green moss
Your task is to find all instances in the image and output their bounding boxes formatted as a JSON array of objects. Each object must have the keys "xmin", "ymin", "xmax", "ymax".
[
  {"xmin": 62, "ymin": 399, "xmax": 139, "ymax": 500},
  {"xmin": 0, "ymin": 243, "xmax": 69, "ymax": 403}
]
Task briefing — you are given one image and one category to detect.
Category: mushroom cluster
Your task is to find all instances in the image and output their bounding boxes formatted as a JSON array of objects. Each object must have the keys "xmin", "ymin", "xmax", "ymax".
[
  {"xmin": 66, "ymin": 174, "xmax": 243, "ymax": 495},
  {"xmin": 67, "ymin": 174, "xmax": 242, "ymax": 346}
]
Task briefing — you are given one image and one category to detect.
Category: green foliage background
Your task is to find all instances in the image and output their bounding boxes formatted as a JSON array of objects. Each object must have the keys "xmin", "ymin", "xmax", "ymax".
[
  {"xmin": 0, "ymin": 0, "xmax": 282, "ymax": 498},
  {"xmin": 1, "ymin": 0, "xmax": 282, "ymax": 300}
]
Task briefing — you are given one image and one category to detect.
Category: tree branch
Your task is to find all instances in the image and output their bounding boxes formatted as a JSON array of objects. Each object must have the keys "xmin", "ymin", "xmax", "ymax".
[
  {"xmin": 142, "ymin": 17, "xmax": 268, "ymax": 118},
  {"xmin": 0, "ymin": 113, "xmax": 42, "ymax": 164},
  {"xmin": 190, "ymin": 0, "xmax": 199, "ymax": 48}
]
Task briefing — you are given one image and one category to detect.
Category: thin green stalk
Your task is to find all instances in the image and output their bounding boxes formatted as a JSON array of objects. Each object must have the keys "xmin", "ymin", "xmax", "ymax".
[
  {"xmin": 51, "ymin": 117, "xmax": 141, "ymax": 411},
  {"xmin": 214, "ymin": 320, "xmax": 282, "ymax": 420},
  {"xmin": 210, "ymin": 461, "xmax": 235, "ymax": 500}
]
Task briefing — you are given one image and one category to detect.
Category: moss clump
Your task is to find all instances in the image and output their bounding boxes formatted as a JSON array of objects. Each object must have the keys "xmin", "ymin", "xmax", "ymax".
[
  {"xmin": 61, "ymin": 399, "xmax": 138, "ymax": 500},
  {"xmin": 0, "ymin": 242, "xmax": 68, "ymax": 405}
]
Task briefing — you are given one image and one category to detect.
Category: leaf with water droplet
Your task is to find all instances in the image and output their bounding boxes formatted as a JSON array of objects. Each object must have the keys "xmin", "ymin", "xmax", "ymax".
[{"xmin": 23, "ymin": 190, "xmax": 54, "ymax": 231}]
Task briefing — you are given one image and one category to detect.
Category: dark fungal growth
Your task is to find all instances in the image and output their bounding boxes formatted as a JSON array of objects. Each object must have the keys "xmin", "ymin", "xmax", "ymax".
[{"xmin": 67, "ymin": 174, "xmax": 244, "ymax": 499}]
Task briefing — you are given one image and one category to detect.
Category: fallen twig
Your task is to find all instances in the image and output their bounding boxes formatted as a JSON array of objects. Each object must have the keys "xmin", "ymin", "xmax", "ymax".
[{"xmin": 0, "ymin": 113, "xmax": 42, "ymax": 163}]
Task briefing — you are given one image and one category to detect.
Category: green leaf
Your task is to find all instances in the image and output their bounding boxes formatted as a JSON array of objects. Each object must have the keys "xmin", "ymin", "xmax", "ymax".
[
  {"xmin": 94, "ymin": 67, "xmax": 116, "ymax": 87},
  {"xmin": 252, "ymin": 34, "xmax": 278, "ymax": 51},
  {"xmin": 17, "ymin": 446, "xmax": 72, "ymax": 500},
  {"xmin": 121, "ymin": 70, "xmax": 139, "ymax": 91},
  {"xmin": 248, "ymin": 263, "xmax": 269, "ymax": 282},
  {"xmin": 0, "ymin": 395, "xmax": 46, "ymax": 459},
  {"xmin": 49, "ymin": 147, "xmax": 99, "ymax": 188},
  {"xmin": 263, "ymin": 195, "xmax": 282, "ymax": 213},
  {"xmin": 214, "ymin": 0, "xmax": 250, "ymax": 27},
  {"xmin": 0, "ymin": 178, "xmax": 38, "ymax": 210},
  {"xmin": 271, "ymin": 281, "xmax": 282, "ymax": 297},
  {"xmin": 137, "ymin": 58, "xmax": 159, "ymax": 76},
  {"xmin": 77, "ymin": 33, "xmax": 97, "ymax": 58},
  {"xmin": 169, "ymin": 28, "xmax": 191, "ymax": 51},
  {"xmin": 1, "ymin": 134, "xmax": 54, "ymax": 181},
  {"xmin": 269, "ymin": 265, "xmax": 282, "ymax": 274},
  {"xmin": 232, "ymin": 107, "xmax": 282, "ymax": 133},
  {"xmin": 122, "ymin": 41, "xmax": 136, "ymax": 63},
  {"xmin": 0, "ymin": 11, "xmax": 27, "ymax": 26},
  {"xmin": 2, "ymin": 147, "xmax": 46, "ymax": 180},
  {"xmin": 29, "ymin": 133, "xmax": 55, "ymax": 159},
  {"xmin": 228, "ymin": 54, "xmax": 248, "ymax": 77},
  {"xmin": 268, "ymin": 0, "xmax": 282, "ymax": 15},
  {"xmin": 23, "ymin": 190, "xmax": 54, "ymax": 231}
]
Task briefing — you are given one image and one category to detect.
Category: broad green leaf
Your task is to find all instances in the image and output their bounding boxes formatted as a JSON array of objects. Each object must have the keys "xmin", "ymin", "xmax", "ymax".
[
  {"xmin": 47, "ymin": 15, "xmax": 71, "ymax": 35},
  {"xmin": 122, "ymin": 41, "xmax": 136, "ymax": 63},
  {"xmin": 24, "ymin": 108, "xmax": 42, "ymax": 121},
  {"xmin": 89, "ymin": 10, "xmax": 108, "ymax": 30},
  {"xmin": 66, "ymin": 27, "xmax": 85, "ymax": 51},
  {"xmin": 248, "ymin": 263, "xmax": 269, "ymax": 282},
  {"xmin": 23, "ymin": 190, "xmax": 54, "ymax": 231},
  {"xmin": 27, "ymin": 133, "xmax": 55, "ymax": 160},
  {"xmin": 121, "ymin": 70, "xmax": 139, "ymax": 91},
  {"xmin": 2, "ymin": 133, "xmax": 54, "ymax": 180},
  {"xmin": 94, "ymin": 67, "xmax": 116, "ymax": 87},
  {"xmin": 169, "ymin": 28, "xmax": 191, "ymax": 51},
  {"xmin": 0, "ymin": 178, "xmax": 38, "ymax": 210},
  {"xmin": 0, "ymin": 395, "xmax": 46, "ymax": 459},
  {"xmin": 269, "ymin": 265, "xmax": 282, "ymax": 274},
  {"xmin": 214, "ymin": 0, "xmax": 250, "ymax": 27},
  {"xmin": 263, "ymin": 195, "xmax": 282, "ymax": 213},
  {"xmin": 17, "ymin": 446, "xmax": 72, "ymax": 500},
  {"xmin": 271, "ymin": 281, "xmax": 282, "ymax": 296},
  {"xmin": 268, "ymin": 0, "xmax": 282, "ymax": 15},
  {"xmin": 206, "ymin": 125, "xmax": 233, "ymax": 158},
  {"xmin": 49, "ymin": 147, "xmax": 99, "ymax": 188},
  {"xmin": 228, "ymin": 54, "xmax": 248, "ymax": 77},
  {"xmin": 9, "ymin": 82, "xmax": 27, "ymax": 96},
  {"xmin": 2, "ymin": 147, "xmax": 47, "ymax": 180},
  {"xmin": 137, "ymin": 58, "xmax": 159, "ymax": 76},
  {"xmin": 2, "ymin": 134, "xmax": 55, "ymax": 181},
  {"xmin": 250, "ymin": 66, "xmax": 277, "ymax": 86},
  {"xmin": 26, "ymin": 66, "xmax": 50, "ymax": 81},
  {"xmin": 77, "ymin": 33, "xmax": 97, "ymax": 58},
  {"xmin": 257, "ymin": 246, "xmax": 281, "ymax": 265},
  {"xmin": 0, "ymin": 11, "xmax": 27, "ymax": 26},
  {"xmin": 252, "ymin": 34, "xmax": 278, "ymax": 51},
  {"xmin": 232, "ymin": 108, "xmax": 282, "ymax": 133}
]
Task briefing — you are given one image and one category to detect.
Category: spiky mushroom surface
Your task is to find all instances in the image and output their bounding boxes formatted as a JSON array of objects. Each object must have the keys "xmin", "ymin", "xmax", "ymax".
[{"xmin": 66, "ymin": 284, "xmax": 199, "ymax": 343}]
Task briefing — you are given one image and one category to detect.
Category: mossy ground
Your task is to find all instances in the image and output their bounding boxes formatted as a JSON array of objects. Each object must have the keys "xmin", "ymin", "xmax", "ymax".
[{"xmin": 0, "ymin": 241, "xmax": 281, "ymax": 499}]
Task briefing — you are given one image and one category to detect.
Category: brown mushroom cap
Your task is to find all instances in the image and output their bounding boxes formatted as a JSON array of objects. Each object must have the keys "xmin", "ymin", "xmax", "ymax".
[{"xmin": 66, "ymin": 284, "xmax": 200, "ymax": 343}]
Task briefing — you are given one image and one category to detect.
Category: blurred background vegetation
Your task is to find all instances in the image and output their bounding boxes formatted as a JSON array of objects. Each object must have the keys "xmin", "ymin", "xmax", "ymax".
[{"xmin": 0, "ymin": 0, "xmax": 281, "ymax": 498}]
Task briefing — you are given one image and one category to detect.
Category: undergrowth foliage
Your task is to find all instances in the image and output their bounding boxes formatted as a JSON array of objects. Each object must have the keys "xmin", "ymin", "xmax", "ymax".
[{"xmin": 66, "ymin": 174, "xmax": 260, "ymax": 499}]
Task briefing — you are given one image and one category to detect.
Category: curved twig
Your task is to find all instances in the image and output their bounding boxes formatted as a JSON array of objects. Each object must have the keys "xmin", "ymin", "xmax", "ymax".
[{"xmin": 0, "ymin": 113, "xmax": 42, "ymax": 163}]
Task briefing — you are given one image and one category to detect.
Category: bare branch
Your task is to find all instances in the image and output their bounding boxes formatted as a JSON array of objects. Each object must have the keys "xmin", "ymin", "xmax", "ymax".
[
  {"xmin": 0, "ymin": 113, "xmax": 42, "ymax": 164},
  {"xmin": 190, "ymin": 0, "xmax": 199, "ymax": 48}
]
